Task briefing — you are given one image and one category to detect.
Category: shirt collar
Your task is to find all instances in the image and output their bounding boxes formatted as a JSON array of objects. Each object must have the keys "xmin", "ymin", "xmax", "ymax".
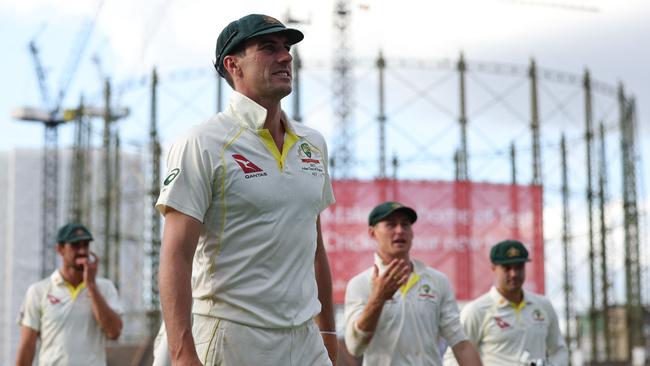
[
  {"xmin": 373, "ymin": 253, "xmax": 422, "ymax": 274},
  {"xmin": 490, "ymin": 286, "xmax": 530, "ymax": 308},
  {"xmin": 227, "ymin": 91, "xmax": 298, "ymax": 135},
  {"xmin": 51, "ymin": 270, "xmax": 66, "ymax": 286},
  {"xmin": 374, "ymin": 253, "xmax": 392, "ymax": 272}
]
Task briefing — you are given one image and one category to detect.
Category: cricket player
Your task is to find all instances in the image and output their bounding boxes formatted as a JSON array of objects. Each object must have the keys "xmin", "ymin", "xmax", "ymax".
[
  {"xmin": 344, "ymin": 201, "xmax": 482, "ymax": 366},
  {"xmin": 444, "ymin": 240, "xmax": 568, "ymax": 366},
  {"xmin": 157, "ymin": 13, "xmax": 337, "ymax": 366},
  {"xmin": 15, "ymin": 223, "xmax": 123, "ymax": 366}
]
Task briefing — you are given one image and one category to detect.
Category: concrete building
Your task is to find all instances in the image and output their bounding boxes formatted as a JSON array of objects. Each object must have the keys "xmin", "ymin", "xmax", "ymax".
[{"xmin": 0, "ymin": 147, "xmax": 150, "ymax": 365}]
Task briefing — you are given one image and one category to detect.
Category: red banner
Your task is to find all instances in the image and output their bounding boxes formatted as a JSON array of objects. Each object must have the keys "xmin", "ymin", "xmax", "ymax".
[{"xmin": 321, "ymin": 180, "xmax": 544, "ymax": 304}]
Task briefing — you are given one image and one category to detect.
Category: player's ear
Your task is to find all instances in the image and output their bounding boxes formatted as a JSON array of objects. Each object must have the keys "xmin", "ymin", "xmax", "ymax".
[
  {"xmin": 223, "ymin": 55, "xmax": 240, "ymax": 77},
  {"xmin": 368, "ymin": 225, "xmax": 376, "ymax": 240}
]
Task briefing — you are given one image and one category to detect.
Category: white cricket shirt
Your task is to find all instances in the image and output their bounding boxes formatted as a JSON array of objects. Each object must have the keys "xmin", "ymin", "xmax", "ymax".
[
  {"xmin": 344, "ymin": 255, "xmax": 468, "ymax": 366},
  {"xmin": 18, "ymin": 271, "xmax": 122, "ymax": 366},
  {"xmin": 443, "ymin": 286, "xmax": 568, "ymax": 366},
  {"xmin": 156, "ymin": 92, "xmax": 335, "ymax": 328}
]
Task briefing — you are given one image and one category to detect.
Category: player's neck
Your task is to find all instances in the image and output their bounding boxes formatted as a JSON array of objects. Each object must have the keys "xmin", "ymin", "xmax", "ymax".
[
  {"xmin": 59, "ymin": 266, "xmax": 84, "ymax": 287},
  {"xmin": 379, "ymin": 253, "xmax": 412, "ymax": 269},
  {"xmin": 263, "ymin": 104, "xmax": 283, "ymax": 129},
  {"xmin": 497, "ymin": 287, "xmax": 524, "ymax": 304},
  {"xmin": 263, "ymin": 106, "xmax": 285, "ymax": 150}
]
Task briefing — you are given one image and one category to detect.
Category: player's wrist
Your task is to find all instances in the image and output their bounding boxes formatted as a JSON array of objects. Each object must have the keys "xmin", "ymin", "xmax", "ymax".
[
  {"xmin": 353, "ymin": 321, "xmax": 374, "ymax": 338},
  {"xmin": 367, "ymin": 295, "xmax": 388, "ymax": 309},
  {"xmin": 85, "ymin": 283, "xmax": 99, "ymax": 296}
]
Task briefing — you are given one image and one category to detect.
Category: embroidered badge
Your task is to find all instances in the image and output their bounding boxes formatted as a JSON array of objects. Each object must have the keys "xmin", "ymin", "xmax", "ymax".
[
  {"xmin": 506, "ymin": 246, "xmax": 521, "ymax": 258},
  {"xmin": 418, "ymin": 284, "xmax": 436, "ymax": 299},
  {"xmin": 297, "ymin": 142, "xmax": 324, "ymax": 176}
]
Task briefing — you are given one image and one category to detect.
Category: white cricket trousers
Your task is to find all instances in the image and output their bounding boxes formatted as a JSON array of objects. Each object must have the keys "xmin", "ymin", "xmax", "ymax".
[{"xmin": 193, "ymin": 314, "xmax": 333, "ymax": 366}]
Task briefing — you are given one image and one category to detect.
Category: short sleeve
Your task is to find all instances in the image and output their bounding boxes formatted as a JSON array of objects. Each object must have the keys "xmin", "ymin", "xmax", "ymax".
[
  {"xmin": 438, "ymin": 276, "xmax": 468, "ymax": 348},
  {"xmin": 18, "ymin": 284, "xmax": 42, "ymax": 331},
  {"xmin": 156, "ymin": 134, "xmax": 215, "ymax": 222},
  {"xmin": 343, "ymin": 274, "xmax": 371, "ymax": 356},
  {"xmin": 544, "ymin": 298, "xmax": 569, "ymax": 365},
  {"xmin": 460, "ymin": 300, "xmax": 485, "ymax": 348}
]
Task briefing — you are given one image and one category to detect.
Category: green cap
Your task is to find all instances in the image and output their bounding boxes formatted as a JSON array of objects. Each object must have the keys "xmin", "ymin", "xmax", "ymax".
[
  {"xmin": 215, "ymin": 14, "xmax": 304, "ymax": 77},
  {"xmin": 56, "ymin": 223, "xmax": 93, "ymax": 244},
  {"xmin": 368, "ymin": 201, "xmax": 417, "ymax": 226},
  {"xmin": 490, "ymin": 239, "xmax": 530, "ymax": 264}
]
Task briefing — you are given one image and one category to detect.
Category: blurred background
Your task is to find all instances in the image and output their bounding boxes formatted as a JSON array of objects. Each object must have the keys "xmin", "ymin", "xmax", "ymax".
[{"xmin": 1, "ymin": 0, "xmax": 648, "ymax": 365}]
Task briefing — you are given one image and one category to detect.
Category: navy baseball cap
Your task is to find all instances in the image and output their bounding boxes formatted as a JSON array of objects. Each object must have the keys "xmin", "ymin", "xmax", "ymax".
[
  {"xmin": 368, "ymin": 201, "xmax": 417, "ymax": 226},
  {"xmin": 56, "ymin": 223, "xmax": 93, "ymax": 244},
  {"xmin": 215, "ymin": 14, "xmax": 304, "ymax": 77}
]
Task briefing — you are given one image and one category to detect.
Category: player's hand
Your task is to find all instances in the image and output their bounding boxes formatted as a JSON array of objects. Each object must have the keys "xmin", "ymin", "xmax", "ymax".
[
  {"xmin": 370, "ymin": 259, "xmax": 410, "ymax": 301},
  {"xmin": 79, "ymin": 252, "xmax": 99, "ymax": 285}
]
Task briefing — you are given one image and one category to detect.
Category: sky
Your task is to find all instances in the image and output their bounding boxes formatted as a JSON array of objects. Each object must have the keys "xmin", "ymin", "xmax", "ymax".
[
  {"xmin": 1, "ymin": 0, "xmax": 648, "ymax": 147},
  {"xmin": 2, "ymin": 0, "xmax": 649, "ymax": 322}
]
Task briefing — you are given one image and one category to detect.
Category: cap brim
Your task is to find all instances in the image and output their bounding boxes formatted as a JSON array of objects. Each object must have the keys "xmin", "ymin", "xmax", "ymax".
[
  {"xmin": 493, "ymin": 258, "xmax": 530, "ymax": 265},
  {"xmin": 247, "ymin": 26, "xmax": 304, "ymax": 45},
  {"xmin": 371, "ymin": 206, "xmax": 418, "ymax": 225},
  {"xmin": 394, "ymin": 207, "xmax": 417, "ymax": 224},
  {"xmin": 68, "ymin": 235, "xmax": 93, "ymax": 243}
]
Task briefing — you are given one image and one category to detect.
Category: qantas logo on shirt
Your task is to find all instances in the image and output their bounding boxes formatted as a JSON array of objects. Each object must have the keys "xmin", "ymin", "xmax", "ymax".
[
  {"xmin": 493, "ymin": 316, "xmax": 511, "ymax": 329},
  {"xmin": 47, "ymin": 294, "xmax": 61, "ymax": 305},
  {"xmin": 232, "ymin": 154, "xmax": 267, "ymax": 179}
]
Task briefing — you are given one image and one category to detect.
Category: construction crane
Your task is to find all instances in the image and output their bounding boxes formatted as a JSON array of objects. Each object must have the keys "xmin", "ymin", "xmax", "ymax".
[
  {"xmin": 12, "ymin": 2, "xmax": 104, "ymax": 277},
  {"xmin": 332, "ymin": 0, "xmax": 353, "ymax": 178}
]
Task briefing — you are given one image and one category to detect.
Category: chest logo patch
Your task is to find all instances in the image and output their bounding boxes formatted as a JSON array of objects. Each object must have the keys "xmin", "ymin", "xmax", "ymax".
[
  {"xmin": 300, "ymin": 143, "xmax": 312, "ymax": 157},
  {"xmin": 47, "ymin": 294, "xmax": 61, "ymax": 305},
  {"xmin": 493, "ymin": 316, "xmax": 511, "ymax": 329},
  {"xmin": 297, "ymin": 143, "xmax": 325, "ymax": 176},
  {"xmin": 418, "ymin": 284, "xmax": 436, "ymax": 299},
  {"xmin": 532, "ymin": 309, "xmax": 545, "ymax": 321},
  {"xmin": 298, "ymin": 143, "xmax": 321, "ymax": 164}
]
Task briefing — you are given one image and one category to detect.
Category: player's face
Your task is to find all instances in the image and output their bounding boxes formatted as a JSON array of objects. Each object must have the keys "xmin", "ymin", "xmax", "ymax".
[
  {"xmin": 57, "ymin": 241, "xmax": 91, "ymax": 271},
  {"xmin": 493, "ymin": 262, "xmax": 526, "ymax": 294},
  {"xmin": 370, "ymin": 211, "xmax": 414, "ymax": 262},
  {"xmin": 235, "ymin": 34, "xmax": 293, "ymax": 102}
]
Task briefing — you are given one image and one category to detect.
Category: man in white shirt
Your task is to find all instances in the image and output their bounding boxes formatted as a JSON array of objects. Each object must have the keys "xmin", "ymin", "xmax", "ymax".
[
  {"xmin": 15, "ymin": 223, "xmax": 123, "ymax": 366},
  {"xmin": 444, "ymin": 240, "xmax": 568, "ymax": 366},
  {"xmin": 344, "ymin": 201, "xmax": 482, "ymax": 366},
  {"xmin": 156, "ymin": 13, "xmax": 337, "ymax": 366}
]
